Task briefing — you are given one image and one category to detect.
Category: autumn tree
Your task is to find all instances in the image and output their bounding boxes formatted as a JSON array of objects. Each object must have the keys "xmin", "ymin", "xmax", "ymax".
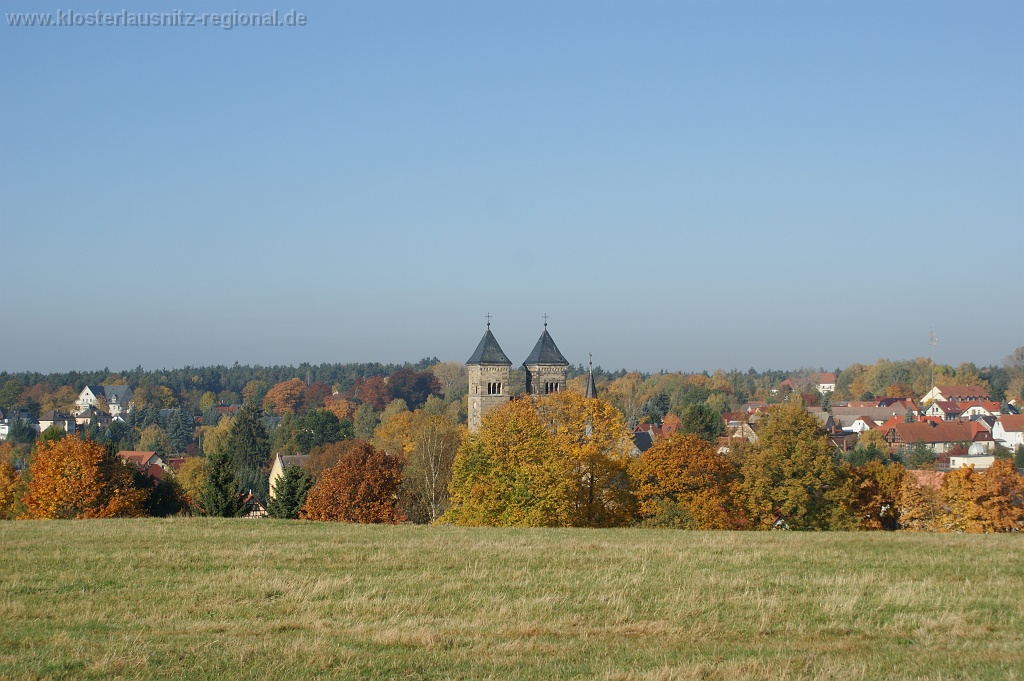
[
  {"xmin": 226, "ymin": 400, "xmax": 271, "ymax": 498},
  {"xmin": 940, "ymin": 460, "xmax": 1024, "ymax": 533},
  {"xmin": 386, "ymin": 368, "xmax": 441, "ymax": 410},
  {"xmin": 22, "ymin": 437, "xmax": 147, "ymax": 519},
  {"xmin": 176, "ymin": 457, "xmax": 207, "ymax": 513},
  {"xmin": 535, "ymin": 391, "xmax": 636, "ymax": 527},
  {"xmin": 300, "ymin": 382, "xmax": 332, "ymax": 414},
  {"xmin": 350, "ymin": 376, "xmax": 391, "ymax": 411},
  {"xmin": 242, "ymin": 380, "xmax": 269, "ymax": 406},
  {"xmin": 263, "ymin": 378, "xmax": 306, "ymax": 416},
  {"xmin": 374, "ymin": 409, "xmax": 463, "ymax": 523},
  {"xmin": 605, "ymin": 372, "xmax": 647, "ymax": 429},
  {"xmin": 897, "ymin": 472, "xmax": 943, "ymax": 531},
  {"xmin": 431, "ymin": 362, "xmax": 468, "ymax": 402},
  {"xmin": 850, "ymin": 460, "xmax": 905, "ymax": 530},
  {"xmin": 300, "ymin": 440, "xmax": 404, "ymax": 523},
  {"xmin": 443, "ymin": 397, "xmax": 574, "ymax": 527},
  {"xmin": 738, "ymin": 401, "xmax": 856, "ymax": 530},
  {"xmin": 380, "ymin": 398, "xmax": 409, "ymax": 423},
  {"xmin": 0, "ymin": 454, "xmax": 21, "ymax": 520},
  {"xmin": 201, "ymin": 414, "xmax": 233, "ymax": 457},
  {"xmin": 138, "ymin": 424, "xmax": 171, "ymax": 456},
  {"xmin": 267, "ymin": 464, "xmax": 313, "ymax": 519},
  {"xmin": 631, "ymin": 432, "xmax": 742, "ymax": 529}
]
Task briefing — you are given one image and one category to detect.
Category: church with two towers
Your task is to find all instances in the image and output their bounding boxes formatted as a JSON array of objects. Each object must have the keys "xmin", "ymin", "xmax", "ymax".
[{"xmin": 466, "ymin": 318, "xmax": 585, "ymax": 433}]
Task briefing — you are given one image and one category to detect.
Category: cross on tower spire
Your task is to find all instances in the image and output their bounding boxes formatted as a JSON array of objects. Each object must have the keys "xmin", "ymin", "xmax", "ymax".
[
  {"xmin": 485, "ymin": 312, "xmax": 492, "ymax": 329},
  {"xmin": 542, "ymin": 313, "xmax": 549, "ymax": 328}
]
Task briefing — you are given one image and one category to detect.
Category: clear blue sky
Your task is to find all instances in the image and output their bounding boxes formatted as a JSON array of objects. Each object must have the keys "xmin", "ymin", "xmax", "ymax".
[{"xmin": 2, "ymin": 1, "xmax": 1021, "ymax": 374}]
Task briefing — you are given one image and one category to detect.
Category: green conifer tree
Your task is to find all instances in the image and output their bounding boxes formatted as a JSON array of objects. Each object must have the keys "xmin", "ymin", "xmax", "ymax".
[
  {"xmin": 266, "ymin": 465, "xmax": 313, "ymax": 519},
  {"xmin": 202, "ymin": 448, "xmax": 243, "ymax": 517},
  {"xmin": 227, "ymin": 400, "xmax": 271, "ymax": 498}
]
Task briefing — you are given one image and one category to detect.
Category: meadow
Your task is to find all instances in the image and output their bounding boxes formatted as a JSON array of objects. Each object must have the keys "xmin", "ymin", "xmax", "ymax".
[{"xmin": 0, "ymin": 520, "xmax": 1022, "ymax": 680}]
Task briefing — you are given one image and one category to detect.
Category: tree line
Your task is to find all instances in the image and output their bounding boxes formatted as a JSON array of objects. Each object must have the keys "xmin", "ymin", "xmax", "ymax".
[{"xmin": 3, "ymin": 391, "xmax": 1021, "ymax": 532}]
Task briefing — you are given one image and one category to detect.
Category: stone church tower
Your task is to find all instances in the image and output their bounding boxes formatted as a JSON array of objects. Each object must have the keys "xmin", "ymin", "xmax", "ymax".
[
  {"xmin": 466, "ymin": 321, "xmax": 512, "ymax": 433},
  {"xmin": 523, "ymin": 320, "xmax": 569, "ymax": 396}
]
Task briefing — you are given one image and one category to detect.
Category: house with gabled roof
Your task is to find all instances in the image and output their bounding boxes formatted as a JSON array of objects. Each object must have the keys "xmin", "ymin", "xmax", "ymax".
[
  {"xmin": 38, "ymin": 410, "xmax": 77, "ymax": 434},
  {"xmin": 957, "ymin": 401, "xmax": 1001, "ymax": 418},
  {"xmin": 883, "ymin": 420, "xmax": 994, "ymax": 454},
  {"xmin": 923, "ymin": 401, "xmax": 963, "ymax": 421},
  {"xmin": 74, "ymin": 405, "xmax": 112, "ymax": 428},
  {"xmin": 76, "ymin": 385, "xmax": 134, "ymax": 418},
  {"xmin": 993, "ymin": 415, "xmax": 1024, "ymax": 450},
  {"xmin": 116, "ymin": 450, "xmax": 168, "ymax": 479},
  {"xmin": 921, "ymin": 385, "xmax": 990, "ymax": 404},
  {"xmin": 269, "ymin": 453, "xmax": 311, "ymax": 499}
]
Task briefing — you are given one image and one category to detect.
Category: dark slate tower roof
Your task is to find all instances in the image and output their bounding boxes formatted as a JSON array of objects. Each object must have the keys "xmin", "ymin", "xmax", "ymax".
[
  {"xmin": 467, "ymin": 328, "xmax": 512, "ymax": 365},
  {"xmin": 523, "ymin": 327, "xmax": 569, "ymax": 366},
  {"xmin": 585, "ymin": 357, "xmax": 597, "ymax": 399}
]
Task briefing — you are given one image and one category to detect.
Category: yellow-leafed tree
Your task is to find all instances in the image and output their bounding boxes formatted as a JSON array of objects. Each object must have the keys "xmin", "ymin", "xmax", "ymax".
[
  {"xmin": 443, "ymin": 397, "xmax": 573, "ymax": 527},
  {"xmin": 535, "ymin": 391, "xmax": 635, "ymax": 527}
]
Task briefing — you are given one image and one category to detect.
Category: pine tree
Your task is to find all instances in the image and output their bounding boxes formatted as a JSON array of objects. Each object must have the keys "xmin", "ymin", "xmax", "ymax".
[
  {"xmin": 202, "ymin": 448, "xmax": 243, "ymax": 517},
  {"xmin": 166, "ymin": 409, "xmax": 192, "ymax": 453},
  {"xmin": 266, "ymin": 464, "xmax": 313, "ymax": 519},
  {"xmin": 227, "ymin": 400, "xmax": 271, "ymax": 499}
]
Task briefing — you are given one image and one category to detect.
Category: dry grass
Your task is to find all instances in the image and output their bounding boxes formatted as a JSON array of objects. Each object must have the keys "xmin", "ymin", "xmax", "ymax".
[{"xmin": 1, "ymin": 520, "xmax": 1022, "ymax": 679}]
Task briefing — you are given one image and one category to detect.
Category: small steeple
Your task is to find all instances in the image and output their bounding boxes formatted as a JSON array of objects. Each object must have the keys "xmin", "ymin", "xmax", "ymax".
[{"xmin": 585, "ymin": 353, "xmax": 597, "ymax": 399}]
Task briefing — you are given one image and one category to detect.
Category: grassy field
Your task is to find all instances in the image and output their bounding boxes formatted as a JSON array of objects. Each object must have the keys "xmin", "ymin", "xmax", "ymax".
[{"xmin": 1, "ymin": 521, "xmax": 1022, "ymax": 680}]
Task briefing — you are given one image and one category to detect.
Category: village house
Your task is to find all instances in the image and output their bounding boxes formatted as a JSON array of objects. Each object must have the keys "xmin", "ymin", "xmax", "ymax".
[
  {"xmin": 268, "ymin": 453, "xmax": 310, "ymax": 499},
  {"xmin": 37, "ymin": 410, "xmax": 78, "ymax": 434},
  {"xmin": 922, "ymin": 400, "xmax": 963, "ymax": 421},
  {"xmin": 957, "ymin": 401, "xmax": 1002, "ymax": 418},
  {"xmin": 992, "ymin": 414, "xmax": 1024, "ymax": 450},
  {"xmin": 116, "ymin": 450, "xmax": 168, "ymax": 479},
  {"xmin": 883, "ymin": 420, "xmax": 994, "ymax": 454},
  {"xmin": 75, "ymin": 385, "xmax": 134, "ymax": 418},
  {"xmin": 920, "ymin": 385, "xmax": 990, "ymax": 404},
  {"xmin": 74, "ymin": 405, "xmax": 113, "ymax": 428}
]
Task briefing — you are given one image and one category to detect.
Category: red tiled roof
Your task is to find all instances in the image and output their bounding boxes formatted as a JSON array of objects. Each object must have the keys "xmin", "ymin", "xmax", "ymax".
[
  {"xmin": 815, "ymin": 372, "xmax": 837, "ymax": 384},
  {"xmin": 117, "ymin": 451, "xmax": 159, "ymax": 467},
  {"xmin": 934, "ymin": 385, "xmax": 989, "ymax": 400},
  {"xmin": 997, "ymin": 414, "xmax": 1024, "ymax": 433},
  {"xmin": 957, "ymin": 401, "xmax": 1000, "ymax": 413},
  {"xmin": 933, "ymin": 401, "xmax": 962, "ymax": 414},
  {"xmin": 889, "ymin": 421, "xmax": 992, "ymax": 445}
]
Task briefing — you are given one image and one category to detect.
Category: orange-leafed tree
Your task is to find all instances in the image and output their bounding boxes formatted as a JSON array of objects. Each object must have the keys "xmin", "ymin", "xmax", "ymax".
[
  {"xmin": 21, "ymin": 437, "xmax": 147, "ymax": 519},
  {"xmin": 941, "ymin": 460, "xmax": 1024, "ymax": 533},
  {"xmin": 897, "ymin": 472, "xmax": 943, "ymax": 531},
  {"xmin": 300, "ymin": 440, "xmax": 404, "ymax": 523},
  {"xmin": 535, "ymin": 391, "xmax": 636, "ymax": 527},
  {"xmin": 630, "ymin": 432, "xmax": 743, "ymax": 529},
  {"xmin": 263, "ymin": 378, "xmax": 307, "ymax": 416},
  {"xmin": 323, "ymin": 395, "xmax": 356, "ymax": 422},
  {"xmin": 851, "ymin": 460, "xmax": 905, "ymax": 530}
]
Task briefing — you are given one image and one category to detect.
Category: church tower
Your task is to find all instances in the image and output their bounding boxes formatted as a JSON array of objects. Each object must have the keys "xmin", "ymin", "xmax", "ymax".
[
  {"xmin": 466, "ymin": 319, "xmax": 512, "ymax": 433},
  {"xmin": 523, "ymin": 318, "xmax": 569, "ymax": 396}
]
